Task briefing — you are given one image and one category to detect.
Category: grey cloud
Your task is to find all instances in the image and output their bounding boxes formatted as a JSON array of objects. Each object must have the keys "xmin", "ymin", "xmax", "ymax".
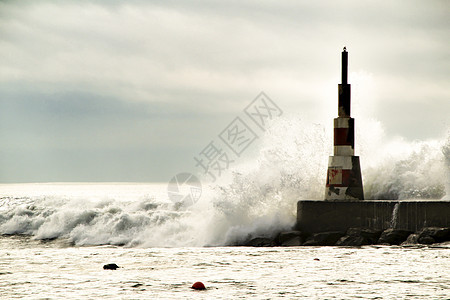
[{"xmin": 0, "ymin": 0, "xmax": 448, "ymax": 182}]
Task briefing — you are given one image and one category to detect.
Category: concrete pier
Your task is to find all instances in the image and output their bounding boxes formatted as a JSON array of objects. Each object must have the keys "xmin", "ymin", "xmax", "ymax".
[{"xmin": 297, "ymin": 200, "xmax": 450, "ymax": 234}]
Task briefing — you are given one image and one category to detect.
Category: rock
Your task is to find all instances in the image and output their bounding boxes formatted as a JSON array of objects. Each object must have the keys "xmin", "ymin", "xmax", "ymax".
[
  {"xmin": 335, "ymin": 235, "xmax": 367, "ymax": 246},
  {"xmin": 336, "ymin": 228, "xmax": 383, "ymax": 246},
  {"xmin": 245, "ymin": 237, "xmax": 276, "ymax": 247},
  {"xmin": 346, "ymin": 228, "xmax": 382, "ymax": 244},
  {"xmin": 418, "ymin": 235, "xmax": 435, "ymax": 244},
  {"xmin": 281, "ymin": 236, "xmax": 303, "ymax": 246},
  {"xmin": 277, "ymin": 231, "xmax": 304, "ymax": 246},
  {"xmin": 103, "ymin": 263, "xmax": 120, "ymax": 270},
  {"xmin": 377, "ymin": 229, "xmax": 413, "ymax": 245},
  {"xmin": 303, "ymin": 231, "xmax": 345, "ymax": 246},
  {"xmin": 302, "ymin": 240, "xmax": 319, "ymax": 246},
  {"xmin": 277, "ymin": 231, "xmax": 302, "ymax": 243},
  {"xmin": 401, "ymin": 233, "xmax": 419, "ymax": 245},
  {"xmin": 418, "ymin": 227, "xmax": 450, "ymax": 243}
]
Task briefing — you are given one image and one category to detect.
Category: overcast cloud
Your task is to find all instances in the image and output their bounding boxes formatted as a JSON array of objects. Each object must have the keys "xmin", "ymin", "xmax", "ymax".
[{"xmin": 0, "ymin": 0, "xmax": 448, "ymax": 182}]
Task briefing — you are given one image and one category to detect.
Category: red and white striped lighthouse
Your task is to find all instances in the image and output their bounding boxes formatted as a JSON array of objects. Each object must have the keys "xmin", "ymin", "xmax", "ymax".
[{"xmin": 325, "ymin": 47, "xmax": 364, "ymax": 200}]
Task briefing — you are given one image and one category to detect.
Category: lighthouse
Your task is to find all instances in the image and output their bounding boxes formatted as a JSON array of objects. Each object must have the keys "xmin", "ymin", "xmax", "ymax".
[
  {"xmin": 325, "ymin": 47, "xmax": 364, "ymax": 200},
  {"xmin": 297, "ymin": 48, "xmax": 449, "ymax": 238}
]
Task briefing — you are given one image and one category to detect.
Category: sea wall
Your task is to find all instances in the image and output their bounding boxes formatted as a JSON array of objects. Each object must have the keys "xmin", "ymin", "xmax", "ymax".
[{"xmin": 296, "ymin": 200, "xmax": 450, "ymax": 234}]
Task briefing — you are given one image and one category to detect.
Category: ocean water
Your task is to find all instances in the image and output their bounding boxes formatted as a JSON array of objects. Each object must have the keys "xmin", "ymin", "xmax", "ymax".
[
  {"xmin": 0, "ymin": 119, "xmax": 449, "ymax": 298},
  {"xmin": 1, "ymin": 183, "xmax": 449, "ymax": 299},
  {"xmin": 1, "ymin": 235, "xmax": 449, "ymax": 299}
]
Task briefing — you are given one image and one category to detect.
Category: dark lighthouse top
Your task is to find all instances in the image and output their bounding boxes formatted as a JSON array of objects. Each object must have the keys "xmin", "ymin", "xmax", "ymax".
[
  {"xmin": 338, "ymin": 47, "xmax": 351, "ymax": 117},
  {"xmin": 342, "ymin": 47, "xmax": 348, "ymax": 84}
]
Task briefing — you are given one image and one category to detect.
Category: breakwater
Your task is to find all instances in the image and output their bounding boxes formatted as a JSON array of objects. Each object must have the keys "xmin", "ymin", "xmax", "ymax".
[
  {"xmin": 296, "ymin": 200, "xmax": 450, "ymax": 234},
  {"xmin": 234, "ymin": 200, "xmax": 450, "ymax": 247}
]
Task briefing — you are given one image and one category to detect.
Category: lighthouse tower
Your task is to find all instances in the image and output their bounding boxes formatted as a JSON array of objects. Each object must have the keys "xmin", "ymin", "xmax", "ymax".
[{"xmin": 325, "ymin": 47, "xmax": 364, "ymax": 200}]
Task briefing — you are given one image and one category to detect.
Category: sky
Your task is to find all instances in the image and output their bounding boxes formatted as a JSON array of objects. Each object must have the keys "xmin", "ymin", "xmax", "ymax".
[{"xmin": 0, "ymin": 0, "xmax": 449, "ymax": 183}]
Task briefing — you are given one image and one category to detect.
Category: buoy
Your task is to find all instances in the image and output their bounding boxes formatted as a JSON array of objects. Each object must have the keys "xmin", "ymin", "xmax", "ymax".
[
  {"xmin": 191, "ymin": 282, "xmax": 206, "ymax": 290},
  {"xmin": 103, "ymin": 263, "xmax": 119, "ymax": 270}
]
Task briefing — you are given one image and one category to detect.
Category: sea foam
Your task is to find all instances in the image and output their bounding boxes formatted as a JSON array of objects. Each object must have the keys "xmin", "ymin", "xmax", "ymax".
[{"xmin": 0, "ymin": 118, "xmax": 448, "ymax": 247}]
